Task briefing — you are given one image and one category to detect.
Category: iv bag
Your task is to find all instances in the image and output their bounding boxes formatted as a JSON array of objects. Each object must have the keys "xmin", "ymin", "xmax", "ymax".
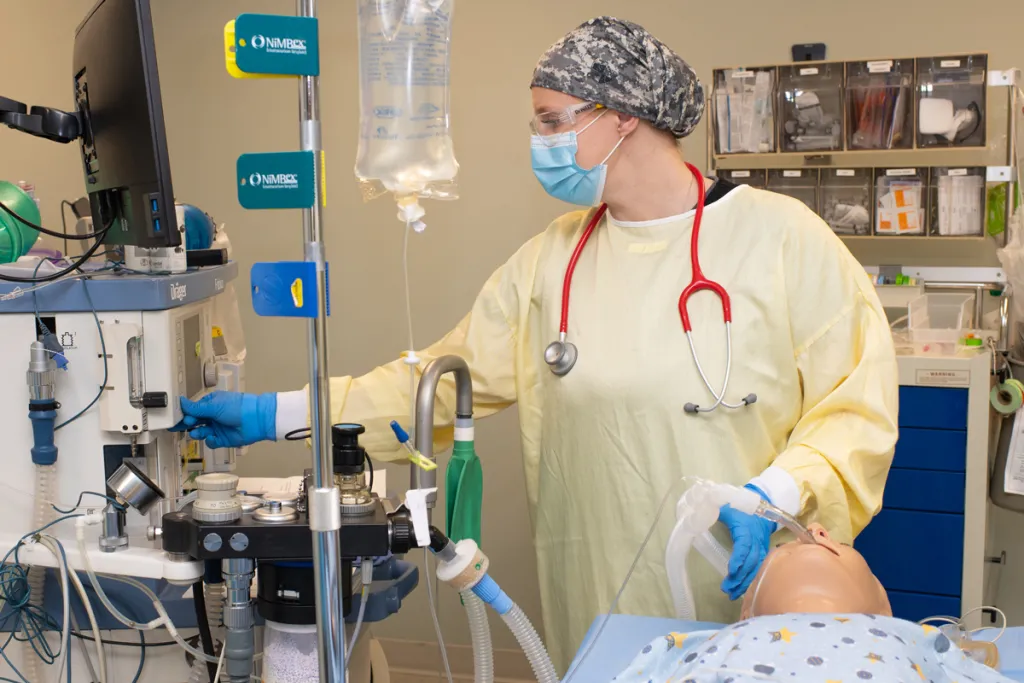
[{"xmin": 355, "ymin": 0, "xmax": 458, "ymax": 203}]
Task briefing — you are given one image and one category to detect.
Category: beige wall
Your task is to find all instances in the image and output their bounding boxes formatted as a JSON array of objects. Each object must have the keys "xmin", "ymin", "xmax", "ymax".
[{"xmin": 4, "ymin": 0, "xmax": 1024, "ymax": 663}]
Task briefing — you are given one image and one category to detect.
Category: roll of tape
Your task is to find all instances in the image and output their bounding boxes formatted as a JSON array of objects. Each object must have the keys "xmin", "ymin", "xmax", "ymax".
[{"xmin": 991, "ymin": 381, "xmax": 1024, "ymax": 414}]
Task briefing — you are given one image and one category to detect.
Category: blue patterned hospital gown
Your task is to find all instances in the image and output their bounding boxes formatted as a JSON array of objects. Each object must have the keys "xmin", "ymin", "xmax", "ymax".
[{"xmin": 612, "ymin": 613, "xmax": 1012, "ymax": 683}]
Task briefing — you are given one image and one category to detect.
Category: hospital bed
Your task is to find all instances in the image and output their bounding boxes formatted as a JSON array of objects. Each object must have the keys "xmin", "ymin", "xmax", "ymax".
[{"xmin": 568, "ymin": 615, "xmax": 1024, "ymax": 682}]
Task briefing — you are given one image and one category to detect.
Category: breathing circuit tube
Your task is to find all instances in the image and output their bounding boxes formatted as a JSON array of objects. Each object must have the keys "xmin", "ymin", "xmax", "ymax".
[
  {"xmin": 664, "ymin": 479, "xmax": 815, "ymax": 619},
  {"xmin": 427, "ymin": 527, "xmax": 555, "ymax": 683}
]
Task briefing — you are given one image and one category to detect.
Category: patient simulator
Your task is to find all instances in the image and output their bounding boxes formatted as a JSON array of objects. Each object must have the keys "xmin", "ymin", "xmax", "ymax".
[{"xmin": 611, "ymin": 523, "xmax": 1008, "ymax": 682}]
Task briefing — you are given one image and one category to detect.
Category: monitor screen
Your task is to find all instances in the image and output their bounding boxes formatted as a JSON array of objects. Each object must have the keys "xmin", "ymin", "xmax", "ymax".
[{"xmin": 73, "ymin": 0, "xmax": 179, "ymax": 249}]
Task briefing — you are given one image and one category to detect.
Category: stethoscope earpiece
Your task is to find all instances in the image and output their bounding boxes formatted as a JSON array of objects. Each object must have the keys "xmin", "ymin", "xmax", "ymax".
[
  {"xmin": 743, "ymin": 394, "xmax": 758, "ymax": 406},
  {"xmin": 544, "ymin": 339, "xmax": 578, "ymax": 376},
  {"xmin": 683, "ymin": 403, "xmax": 699, "ymax": 414}
]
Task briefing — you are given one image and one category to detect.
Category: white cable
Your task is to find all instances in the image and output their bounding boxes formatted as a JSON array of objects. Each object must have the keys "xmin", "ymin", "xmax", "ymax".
[
  {"xmin": 424, "ymin": 548, "xmax": 454, "ymax": 683},
  {"xmin": 346, "ymin": 560, "xmax": 373, "ymax": 663},
  {"xmin": 346, "ymin": 586, "xmax": 369, "ymax": 663},
  {"xmin": 919, "ymin": 607, "xmax": 1007, "ymax": 644},
  {"xmin": 45, "ymin": 535, "xmax": 107, "ymax": 683},
  {"xmin": 965, "ymin": 606, "xmax": 1007, "ymax": 643},
  {"xmin": 213, "ymin": 640, "xmax": 227, "ymax": 682},
  {"xmin": 68, "ymin": 610, "xmax": 100, "ymax": 683},
  {"xmin": 75, "ymin": 521, "xmax": 225, "ymax": 664}
]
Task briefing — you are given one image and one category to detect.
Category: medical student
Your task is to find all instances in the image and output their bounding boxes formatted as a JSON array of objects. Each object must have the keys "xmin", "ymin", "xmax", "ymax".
[{"xmin": 175, "ymin": 17, "xmax": 899, "ymax": 669}]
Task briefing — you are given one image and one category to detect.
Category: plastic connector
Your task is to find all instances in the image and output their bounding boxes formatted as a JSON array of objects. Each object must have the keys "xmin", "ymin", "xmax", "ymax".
[
  {"xmin": 471, "ymin": 574, "xmax": 513, "ymax": 616},
  {"xmin": 78, "ymin": 509, "xmax": 105, "ymax": 527},
  {"xmin": 728, "ymin": 486, "xmax": 763, "ymax": 515},
  {"xmin": 404, "ymin": 488, "xmax": 436, "ymax": 547},
  {"xmin": 361, "ymin": 558, "xmax": 373, "ymax": 584},
  {"xmin": 390, "ymin": 421, "xmax": 411, "ymax": 444}
]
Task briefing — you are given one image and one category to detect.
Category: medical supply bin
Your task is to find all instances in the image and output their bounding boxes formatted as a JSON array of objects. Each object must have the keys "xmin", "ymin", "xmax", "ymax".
[
  {"xmin": 928, "ymin": 167, "xmax": 986, "ymax": 236},
  {"xmin": 845, "ymin": 59, "xmax": 914, "ymax": 150},
  {"xmin": 766, "ymin": 169, "xmax": 817, "ymax": 213},
  {"xmin": 905, "ymin": 292, "xmax": 975, "ymax": 354},
  {"xmin": 916, "ymin": 55, "xmax": 987, "ymax": 148},
  {"xmin": 875, "ymin": 168, "xmax": 928, "ymax": 236},
  {"xmin": 712, "ymin": 67, "xmax": 776, "ymax": 154},
  {"xmin": 778, "ymin": 62, "xmax": 843, "ymax": 152},
  {"xmin": 820, "ymin": 168, "xmax": 872, "ymax": 236}
]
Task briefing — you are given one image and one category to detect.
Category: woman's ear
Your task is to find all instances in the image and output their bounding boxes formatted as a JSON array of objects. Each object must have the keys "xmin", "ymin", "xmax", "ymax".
[{"xmin": 615, "ymin": 112, "xmax": 640, "ymax": 137}]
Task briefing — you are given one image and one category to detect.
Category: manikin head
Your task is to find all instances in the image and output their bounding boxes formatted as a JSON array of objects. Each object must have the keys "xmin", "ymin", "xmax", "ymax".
[{"xmin": 740, "ymin": 523, "xmax": 892, "ymax": 619}]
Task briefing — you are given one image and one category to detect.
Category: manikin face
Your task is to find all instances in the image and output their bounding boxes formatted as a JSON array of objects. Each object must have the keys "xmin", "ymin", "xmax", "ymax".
[{"xmin": 740, "ymin": 523, "xmax": 892, "ymax": 619}]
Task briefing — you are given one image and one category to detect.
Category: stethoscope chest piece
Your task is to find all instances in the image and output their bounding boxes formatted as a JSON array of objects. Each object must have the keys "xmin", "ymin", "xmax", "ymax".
[{"xmin": 544, "ymin": 339, "xmax": 578, "ymax": 376}]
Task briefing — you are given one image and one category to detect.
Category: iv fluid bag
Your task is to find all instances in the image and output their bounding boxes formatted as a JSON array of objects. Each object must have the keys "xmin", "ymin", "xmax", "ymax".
[{"xmin": 355, "ymin": 0, "xmax": 458, "ymax": 202}]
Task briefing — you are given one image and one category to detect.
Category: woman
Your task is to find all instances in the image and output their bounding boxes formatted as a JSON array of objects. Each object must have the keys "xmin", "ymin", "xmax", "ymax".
[{"xmin": 177, "ymin": 17, "xmax": 898, "ymax": 670}]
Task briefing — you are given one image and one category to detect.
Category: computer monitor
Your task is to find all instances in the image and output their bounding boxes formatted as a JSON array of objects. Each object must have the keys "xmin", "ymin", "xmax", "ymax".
[{"xmin": 73, "ymin": 0, "xmax": 179, "ymax": 249}]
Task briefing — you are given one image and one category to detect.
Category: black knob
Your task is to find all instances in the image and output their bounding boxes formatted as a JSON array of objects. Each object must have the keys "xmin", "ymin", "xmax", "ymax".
[
  {"xmin": 332, "ymin": 423, "xmax": 366, "ymax": 475},
  {"xmin": 142, "ymin": 392, "xmax": 168, "ymax": 408},
  {"xmin": 388, "ymin": 512, "xmax": 414, "ymax": 555}
]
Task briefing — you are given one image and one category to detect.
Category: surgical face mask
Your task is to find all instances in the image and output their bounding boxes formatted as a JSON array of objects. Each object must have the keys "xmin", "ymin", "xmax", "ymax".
[{"xmin": 531, "ymin": 112, "xmax": 625, "ymax": 207}]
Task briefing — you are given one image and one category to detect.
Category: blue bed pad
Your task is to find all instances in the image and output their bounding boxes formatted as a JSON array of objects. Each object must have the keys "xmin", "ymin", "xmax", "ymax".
[{"xmin": 567, "ymin": 615, "xmax": 1024, "ymax": 682}]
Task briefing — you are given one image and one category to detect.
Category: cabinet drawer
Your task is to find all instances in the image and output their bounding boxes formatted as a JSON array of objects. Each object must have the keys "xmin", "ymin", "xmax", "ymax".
[
  {"xmin": 855, "ymin": 509, "xmax": 963, "ymax": 596},
  {"xmin": 884, "ymin": 468, "xmax": 965, "ymax": 513},
  {"xmin": 887, "ymin": 590, "xmax": 961, "ymax": 623},
  {"xmin": 893, "ymin": 428, "xmax": 967, "ymax": 472},
  {"xmin": 899, "ymin": 386, "xmax": 968, "ymax": 430}
]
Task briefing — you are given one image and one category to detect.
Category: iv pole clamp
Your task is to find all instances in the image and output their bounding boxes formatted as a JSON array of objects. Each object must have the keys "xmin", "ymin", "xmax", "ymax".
[{"xmin": 294, "ymin": 1, "xmax": 346, "ymax": 681}]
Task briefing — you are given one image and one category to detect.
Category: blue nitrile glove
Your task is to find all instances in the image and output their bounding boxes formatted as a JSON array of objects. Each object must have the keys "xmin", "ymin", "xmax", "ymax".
[
  {"xmin": 170, "ymin": 392, "xmax": 277, "ymax": 449},
  {"xmin": 718, "ymin": 483, "xmax": 777, "ymax": 601}
]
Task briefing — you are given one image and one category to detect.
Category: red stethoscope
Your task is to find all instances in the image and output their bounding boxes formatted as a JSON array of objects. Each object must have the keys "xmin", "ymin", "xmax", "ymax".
[{"xmin": 543, "ymin": 162, "xmax": 757, "ymax": 414}]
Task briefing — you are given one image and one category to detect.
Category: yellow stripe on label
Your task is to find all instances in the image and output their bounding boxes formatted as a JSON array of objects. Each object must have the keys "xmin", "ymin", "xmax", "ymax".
[{"xmin": 320, "ymin": 151, "xmax": 327, "ymax": 207}]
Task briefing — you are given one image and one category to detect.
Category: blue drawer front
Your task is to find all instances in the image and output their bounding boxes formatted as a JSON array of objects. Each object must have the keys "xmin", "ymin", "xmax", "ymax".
[
  {"xmin": 855, "ymin": 509, "xmax": 963, "ymax": 596},
  {"xmin": 898, "ymin": 386, "xmax": 968, "ymax": 430},
  {"xmin": 893, "ymin": 428, "xmax": 967, "ymax": 472},
  {"xmin": 887, "ymin": 590, "xmax": 961, "ymax": 623},
  {"xmin": 883, "ymin": 468, "xmax": 965, "ymax": 513}
]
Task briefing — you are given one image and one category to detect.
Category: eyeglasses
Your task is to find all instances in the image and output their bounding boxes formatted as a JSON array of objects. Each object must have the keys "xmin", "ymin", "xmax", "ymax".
[{"xmin": 530, "ymin": 103, "xmax": 604, "ymax": 141}]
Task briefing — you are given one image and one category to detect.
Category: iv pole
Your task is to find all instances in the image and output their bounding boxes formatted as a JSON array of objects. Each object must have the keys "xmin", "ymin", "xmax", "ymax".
[{"xmin": 296, "ymin": 0, "xmax": 346, "ymax": 681}]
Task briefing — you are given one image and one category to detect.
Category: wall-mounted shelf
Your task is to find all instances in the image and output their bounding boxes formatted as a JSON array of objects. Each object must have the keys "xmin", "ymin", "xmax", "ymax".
[
  {"xmin": 713, "ymin": 146, "xmax": 992, "ymax": 169},
  {"xmin": 707, "ymin": 55, "xmax": 1019, "ymax": 244}
]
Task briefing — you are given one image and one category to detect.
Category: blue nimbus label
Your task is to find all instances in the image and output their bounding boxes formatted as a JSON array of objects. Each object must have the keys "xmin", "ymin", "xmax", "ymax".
[
  {"xmin": 235, "ymin": 14, "xmax": 319, "ymax": 76},
  {"xmin": 237, "ymin": 151, "xmax": 315, "ymax": 210}
]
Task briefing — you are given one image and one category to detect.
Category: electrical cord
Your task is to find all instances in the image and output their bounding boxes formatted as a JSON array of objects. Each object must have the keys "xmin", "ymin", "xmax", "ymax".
[
  {"xmin": 193, "ymin": 579, "xmax": 219, "ymax": 683},
  {"xmin": 52, "ymin": 491, "xmax": 124, "ymax": 515},
  {"xmin": 0, "ymin": 199, "xmax": 103, "ymax": 240},
  {"xmin": 0, "ymin": 515, "xmax": 82, "ymax": 682},
  {"xmin": 71, "ymin": 631, "xmax": 179, "ymax": 647},
  {"xmin": 0, "ymin": 219, "xmax": 111, "ymax": 284},
  {"xmin": 54, "ymin": 276, "xmax": 107, "ymax": 430}
]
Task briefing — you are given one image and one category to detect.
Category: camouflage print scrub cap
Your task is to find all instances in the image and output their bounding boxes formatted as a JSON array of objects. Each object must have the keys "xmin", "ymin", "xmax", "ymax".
[{"xmin": 531, "ymin": 16, "xmax": 705, "ymax": 138}]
